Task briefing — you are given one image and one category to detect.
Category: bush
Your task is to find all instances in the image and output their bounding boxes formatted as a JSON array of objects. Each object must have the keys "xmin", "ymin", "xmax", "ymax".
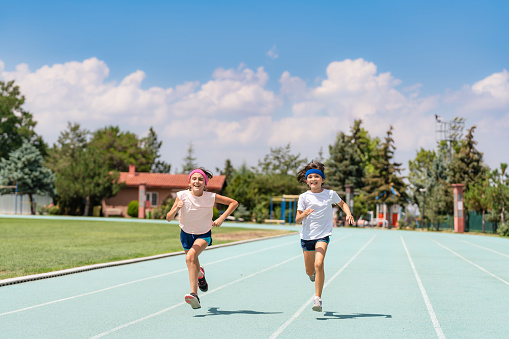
[
  {"xmin": 48, "ymin": 205, "xmax": 61, "ymax": 215},
  {"xmin": 213, "ymin": 207, "xmax": 219, "ymax": 220},
  {"xmin": 253, "ymin": 204, "xmax": 269, "ymax": 223},
  {"xmin": 38, "ymin": 203, "xmax": 60, "ymax": 215},
  {"xmin": 233, "ymin": 204, "xmax": 251, "ymax": 222},
  {"xmin": 127, "ymin": 200, "xmax": 139, "ymax": 218},
  {"xmin": 151, "ymin": 198, "xmax": 174, "ymax": 219},
  {"xmin": 498, "ymin": 222, "xmax": 509, "ymax": 237}
]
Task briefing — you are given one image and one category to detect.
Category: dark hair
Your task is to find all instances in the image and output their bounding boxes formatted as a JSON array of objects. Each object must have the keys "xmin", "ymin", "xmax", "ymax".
[
  {"xmin": 188, "ymin": 167, "xmax": 213, "ymax": 190},
  {"xmin": 296, "ymin": 161, "xmax": 325, "ymax": 184}
]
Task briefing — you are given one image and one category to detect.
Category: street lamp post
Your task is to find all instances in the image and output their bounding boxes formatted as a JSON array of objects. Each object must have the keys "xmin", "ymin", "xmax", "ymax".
[{"xmin": 419, "ymin": 188, "xmax": 427, "ymax": 230}]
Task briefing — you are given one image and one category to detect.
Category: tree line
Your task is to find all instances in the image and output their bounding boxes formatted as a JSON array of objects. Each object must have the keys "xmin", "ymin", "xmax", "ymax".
[{"xmin": 1, "ymin": 80, "xmax": 508, "ymax": 235}]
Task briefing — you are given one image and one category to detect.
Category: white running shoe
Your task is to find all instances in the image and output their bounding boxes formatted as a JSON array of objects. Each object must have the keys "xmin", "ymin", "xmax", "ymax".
[
  {"xmin": 309, "ymin": 272, "xmax": 315, "ymax": 282},
  {"xmin": 312, "ymin": 297, "xmax": 322, "ymax": 312},
  {"xmin": 185, "ymin": 293, "xmax": 201, "ymax": 309}
]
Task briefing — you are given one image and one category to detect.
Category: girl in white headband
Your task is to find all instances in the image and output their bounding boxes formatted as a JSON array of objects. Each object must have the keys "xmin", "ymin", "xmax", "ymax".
[
  {"xmin": 295, "ymin": 161, "xmax": 354, "ymax": 312},
  {"xmin": 166, "ymin": 168, "xmax": 238, "ymax": 309}
]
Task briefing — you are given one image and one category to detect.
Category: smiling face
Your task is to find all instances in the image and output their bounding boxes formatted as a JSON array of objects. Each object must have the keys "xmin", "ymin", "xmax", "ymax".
[
  {"xmin": 189, "ymin": 172, "xmax": 206, "ymax": 195},
  {"xmin": 306, "ymin": 173, "xmax": 324, "ymax": 192}
]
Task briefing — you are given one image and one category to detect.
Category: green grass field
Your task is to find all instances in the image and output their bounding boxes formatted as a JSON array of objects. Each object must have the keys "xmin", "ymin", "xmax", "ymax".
[{"xmin": 0, "ymin": 218, "xmax": 290, "ymax": 280}]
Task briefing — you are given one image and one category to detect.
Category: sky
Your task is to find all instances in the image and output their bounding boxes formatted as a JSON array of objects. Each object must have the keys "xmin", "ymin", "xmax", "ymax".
[{"xmin": 1, "ymin": 0, "xmax": 508, "ymax": 175}]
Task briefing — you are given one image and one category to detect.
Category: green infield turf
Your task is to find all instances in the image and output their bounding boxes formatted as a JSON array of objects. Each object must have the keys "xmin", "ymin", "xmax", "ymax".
[{"xmin": 0, "ymin": 217, "xmax": 292, "ymax": 279}]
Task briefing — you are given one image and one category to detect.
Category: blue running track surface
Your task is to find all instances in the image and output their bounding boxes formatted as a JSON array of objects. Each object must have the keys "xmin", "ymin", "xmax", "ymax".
[{"xmin": 1, "ymin": 227, "xmax": 509, "ymax": 338}]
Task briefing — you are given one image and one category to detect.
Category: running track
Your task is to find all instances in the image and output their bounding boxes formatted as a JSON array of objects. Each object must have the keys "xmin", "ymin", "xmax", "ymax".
[{"xmin": 1, "ymin": 226, "xmax": 509, "ymax": 338}]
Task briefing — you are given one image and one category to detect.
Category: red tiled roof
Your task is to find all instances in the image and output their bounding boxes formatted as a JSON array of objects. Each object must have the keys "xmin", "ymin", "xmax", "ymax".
[{"xmin": 119, "ymin": 172, "xmax": 226, "ymax": 191}]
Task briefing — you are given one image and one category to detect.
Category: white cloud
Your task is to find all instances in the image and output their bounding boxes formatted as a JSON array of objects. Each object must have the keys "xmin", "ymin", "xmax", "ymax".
[
  {"xmin": 266, "ymin": 45, "xmax": 279, "ymax": 59},
  {"xmin": 1, "ymin": 57, "xmax": 507, "ymax": 173},
  {"xmin": 170, "ymin": 65, "xmax": 281, "ymax": 118}
]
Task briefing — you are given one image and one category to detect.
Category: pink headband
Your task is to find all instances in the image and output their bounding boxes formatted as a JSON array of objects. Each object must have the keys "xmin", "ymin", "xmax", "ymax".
[{"xmin": 189, "ymin": 169, "xmax": 208, "ymax": 185}]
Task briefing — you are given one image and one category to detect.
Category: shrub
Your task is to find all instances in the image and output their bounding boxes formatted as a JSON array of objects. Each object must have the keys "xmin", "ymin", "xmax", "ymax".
[
  {"xmin": 127, "ymin": 200, "xmax": 139, "ymax": 218},
  {"xmin": 253, "ymin": 204, "xmax": 269, "ymax": 223},
  {"xmin": 151, "ymin": 198, "xmax": 174, "ymax": 219},
  {"xmin": 48, "ymin": 204, "xmax": 61, "ymax": 215},
  {"xmin": 498, "ymin": 222, "xmax": 509, "ymax": 237},
  {"xmin": 39, "ymin": 203, "xmax": 60, "ymax": 215},
  {"xmin": 233, "ymin": 204, "xmax": 250, "ymax": 222},
  {"xmin": 213, "ymin": 207, "xmax": 219, "ymax": 220}
]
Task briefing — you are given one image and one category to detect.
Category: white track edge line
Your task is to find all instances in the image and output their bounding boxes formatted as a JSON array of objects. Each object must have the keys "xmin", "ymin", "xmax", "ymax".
[
  {"xmin": 401, "ymin": 236, "xmax": 445, "ymax": 339},
  {"xmin": 460, "ymin": 240, "xmax": 509, "ymax": 258},
  {"xmin": 431, "ymin": 239, "xmax": 509, "ymax": 286}
]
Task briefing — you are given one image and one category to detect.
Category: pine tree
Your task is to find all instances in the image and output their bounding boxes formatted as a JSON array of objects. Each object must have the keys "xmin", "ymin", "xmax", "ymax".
[
  {"xmin": 0, "ymin": 141, "xmax": 55, "ymax": 214},
  {"xmin": 448, "ymin": 125, "xmax": 486, "ymax": 187},
  {"xmin": 326, "ymin": 120, "xmax": 371, "ymax": 191},
  {"xmin": 182, "ymin": 142, "xmax": 198, "ymax": 173},
  {"xmin": 363, "ymin": 126, "xmax": 407, "ymax": 206}
]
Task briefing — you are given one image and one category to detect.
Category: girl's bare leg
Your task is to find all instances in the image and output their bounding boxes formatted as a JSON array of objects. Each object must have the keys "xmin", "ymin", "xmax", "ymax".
[
  {"xmin": 314, "ymin": 241, "xmax": 328, "ymax": 298},
  {"xmin": 303, "ymin": 250, "xmax": 316, "ymax": 278},
  {"xmin": 185, "ymin": 239, "xmax": 208, "ymax": 294}
]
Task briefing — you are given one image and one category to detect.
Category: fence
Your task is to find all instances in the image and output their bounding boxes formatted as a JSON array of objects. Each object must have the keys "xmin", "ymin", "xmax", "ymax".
[
  {"xmin": 0, "ymin": 194, "xmax": 53, "ymax": 215},
  {"xmin": 421, "ymin": 215, "xmax": 454, "ymax": 231},
  {"xmin": 467, "ymin": 211, "xmax": 498, "ymax": 234}
]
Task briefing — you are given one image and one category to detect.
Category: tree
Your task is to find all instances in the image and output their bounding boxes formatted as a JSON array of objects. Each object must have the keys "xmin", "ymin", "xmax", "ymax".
[
  {"xmin": 144, "ymin": 127, "xmax": 171, "ymax": 173},
  {"xmin": 364, "ymin": 125, "xmax": 408, "ymax": 207},
  {"xmin": 408, "ymin": 148, "xmax": 436, "ymax": 196},
  {"xmin": 0, "ymin": 80, "xmax": 47, "ymax": 159},
  {"xmin": 448, "ymin": 125, "xmax": 486, "ymax": 188},
  {"xmin": 424, "ymin": 153, "xmax": 453, "ymax": 230},
  {"xmin": 182, "ymin": 142, "xmax": 198, "ymax": 173},
  {"xmin": 0, "ymin": 141, "xmax": 55, "ymax": 214},
  {"xmin": 448, "ymin": 125, "xmax": 487, "ymax": 230},
  {"xmin": 46, "ymin": 123, "xmax": 123, "ymax": 215},
  {"xmin": 257, "ymin": 143, "xmax": 307, "ymax": 176},
  {"xmin": 89, "ymin": 126, "xmax": 156, "ymax": 172},
  {"xmin": 326, "ymin": 120, "xmax": 373, "ymax": 192},
  {"xmin": 216, "ymin": 159, "xmax": 235, "ymax": 183},
  {"xmin": 487, "ymin": 163, "xmax": 509, "ymax": 224},
  {"xmin": 464, "ymin": 175, "xmax": 492, "ymax": 233},
  {"xmin": 224, "ymin": 163, "xmax": 258, "ymax": 212}
]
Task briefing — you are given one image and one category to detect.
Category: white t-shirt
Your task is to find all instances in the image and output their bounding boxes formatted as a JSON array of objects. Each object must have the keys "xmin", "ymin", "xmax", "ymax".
[
  {"xmin": 297, "ymin": 189, "xmax": 342, "ymax": 240},
  {"xmin": 177, "ymin": 190, "xmax": 216, "ymax": 235}
]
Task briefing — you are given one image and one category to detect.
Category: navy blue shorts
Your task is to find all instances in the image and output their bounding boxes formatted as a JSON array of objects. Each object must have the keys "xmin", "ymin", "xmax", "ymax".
[
  {"xmin": 301, "ymin": 236, "xmax": 330, "ymax": 251},
  {"xmin": 180, "ymin": 229, "xmax": 212, "ymax": 250}
]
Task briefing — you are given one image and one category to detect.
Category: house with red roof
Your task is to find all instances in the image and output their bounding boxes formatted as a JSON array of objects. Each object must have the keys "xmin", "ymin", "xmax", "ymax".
[{"xmin": 102, "ymin": 165, "xmax": 226, "ymax": 218}]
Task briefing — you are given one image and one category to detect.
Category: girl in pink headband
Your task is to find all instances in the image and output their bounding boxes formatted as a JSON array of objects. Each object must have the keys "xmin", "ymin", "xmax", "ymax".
[{"xmin": 166, "ymin": 167, "xmax": 238, "ymax": 309}]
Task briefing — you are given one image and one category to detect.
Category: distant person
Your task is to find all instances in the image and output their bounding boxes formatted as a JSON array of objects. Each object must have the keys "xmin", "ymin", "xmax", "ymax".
[
  {"xmin": 166, "ymin": 168, "xmax": 238, "ymax": 309},
  {"xmin": 295, "ymin": 161, "xmax": 354, "ymax": 312}
]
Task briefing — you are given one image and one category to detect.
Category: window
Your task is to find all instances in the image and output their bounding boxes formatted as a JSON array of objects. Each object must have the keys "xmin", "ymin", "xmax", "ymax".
[{"xmin": 146, "ymin": 192, "xmax": 158, "ymax": 207}]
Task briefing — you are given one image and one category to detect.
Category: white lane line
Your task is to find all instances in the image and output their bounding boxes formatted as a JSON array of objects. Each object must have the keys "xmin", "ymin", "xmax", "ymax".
[
  {"xmin": 90, "ymin": 255, "xmax": 303, "ymax": 338},
  {"xmin": 90, "ymin": 234, "xmax": 353, "ymax": 338},
  {"xmin": 0, "ymin": 239, "xmax": 297, "ymax": 317},
  {"xmin": 269, "ymin": 235, "xmax": 375, "ymax": 339},
  {"xmin": 460, "ymin": 240, "xmax": 509, "ymax": 259},
  {"xmin": 402, "ymin": 237, "xmax": 445, "ymax": 339},
  {"xmin": 431, "ymin": 239, "xmax": 509, "ymax": 287}
]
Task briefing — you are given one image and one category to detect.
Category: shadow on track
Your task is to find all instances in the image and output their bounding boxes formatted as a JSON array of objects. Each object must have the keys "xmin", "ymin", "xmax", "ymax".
[
  {"xmin": 194, "ymin": 307, "xmax": 282, "ymax": 317},
  {"xmin": 316, "ymin": 312, "xmax": 392, "ymax": 321}
]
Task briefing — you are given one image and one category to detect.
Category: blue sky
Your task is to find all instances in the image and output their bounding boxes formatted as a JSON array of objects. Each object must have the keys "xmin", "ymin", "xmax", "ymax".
[{"xmin": 1, "ymin": 0, "xmax": 508, "ymax": 174}]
